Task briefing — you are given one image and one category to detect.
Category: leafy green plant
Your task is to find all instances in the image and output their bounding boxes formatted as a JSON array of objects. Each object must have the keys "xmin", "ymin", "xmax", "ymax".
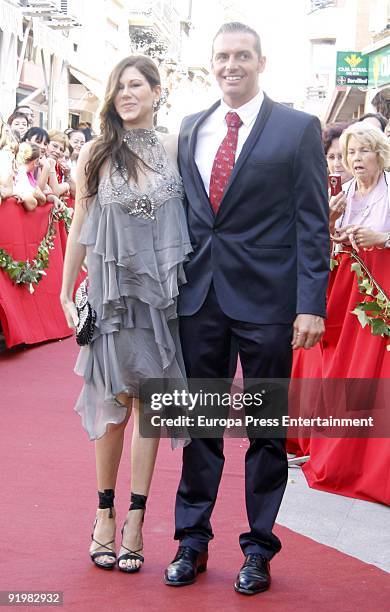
[
  {"xmin": 330, "ymin": 250, "xmax": 390, "ymax": 349},
  {"xmin": 0, "ymin": 206, "xmax": 72, "ymax": 294}
]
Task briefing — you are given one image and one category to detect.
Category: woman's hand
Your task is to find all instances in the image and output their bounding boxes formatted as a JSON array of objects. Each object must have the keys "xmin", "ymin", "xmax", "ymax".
[
  {"xmin": 59, "ymin": 159, "xmax": 71, "ymax": 177},
  {"xmin": 33, "ymin": 188, "xmax": 47, "ymax": 206},
  {"xmin": 38, "ymin": 156, "xmax": 50, "ymax": 170},
  {"xmin": 47, "ymin": 194, "xmax": 66, "ymax": 211},
  {"xmin": 0, "ymin": 186, "xmax": 9, "ymax": 201},
  {"xmin": 61, "ymin": 297, "xmax": 79, "ymax": 329},
  {"xmin": 47, "ymin": 157, "xmax": 56, "ymax": 170},
  {"xmin": 333, "ymin": 224, "xmax": 388, "ymax": 251},
  {"xmin": 329, "ymin": 191, "xmax": 347, "ymax": 224}
]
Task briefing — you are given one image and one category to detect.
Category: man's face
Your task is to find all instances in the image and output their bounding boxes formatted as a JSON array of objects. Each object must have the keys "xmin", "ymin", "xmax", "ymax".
[{"xmin": 211, "ymin": 32, "xmax": 266, "ymax": 108}]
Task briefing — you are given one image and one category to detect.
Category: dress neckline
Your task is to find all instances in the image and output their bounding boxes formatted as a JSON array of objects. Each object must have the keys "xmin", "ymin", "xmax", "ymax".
[
  {"xmin": 122, "ymin": 128, "xmax": 163, "ymax": 174},
  {"xmin": 123, "ymin": 128, "xmax": 158, "ymax": 148}
]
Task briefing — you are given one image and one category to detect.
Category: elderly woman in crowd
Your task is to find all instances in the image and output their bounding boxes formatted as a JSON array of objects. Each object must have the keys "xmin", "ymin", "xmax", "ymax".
[
  {"xmin": 302, "ymin": 120, "xmax": 390, "ymax": 506},
  {"xmin": 333, "ymin": 122, "xmax": 390, "ymax": 250}
]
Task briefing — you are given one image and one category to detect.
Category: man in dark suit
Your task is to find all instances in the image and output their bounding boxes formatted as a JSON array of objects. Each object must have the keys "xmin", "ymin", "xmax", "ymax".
[{"xmin": 164, "ymin": 22, "xmax": 329, "ymax": 595}]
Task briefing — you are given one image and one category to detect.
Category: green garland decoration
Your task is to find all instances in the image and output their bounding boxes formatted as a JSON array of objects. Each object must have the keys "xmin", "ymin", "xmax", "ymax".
[
  {"xmin": 331, "ymin": 250, "xmax": 390, "ymax": 349},
  {"xmin": 0, "ymin": 206, "xmax": 73, "ymax": 294}
]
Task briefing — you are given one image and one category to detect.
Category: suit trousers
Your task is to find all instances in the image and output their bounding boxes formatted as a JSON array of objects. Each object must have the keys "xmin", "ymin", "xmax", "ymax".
[{"xmin": 174, "ymin": 283, "xmax": 292, "ymax": 559}]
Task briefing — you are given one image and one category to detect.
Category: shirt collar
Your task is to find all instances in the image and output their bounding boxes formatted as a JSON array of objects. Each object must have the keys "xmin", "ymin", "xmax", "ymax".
[{"xmin": 219, "ymin": 89, "xmax": 264, "ymax": 127}]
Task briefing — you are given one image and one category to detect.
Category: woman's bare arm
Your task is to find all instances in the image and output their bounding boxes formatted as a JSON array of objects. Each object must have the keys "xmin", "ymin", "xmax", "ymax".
[{"xmin": 60, "ymin": 141, "xmax": 95, "ymax": 328}]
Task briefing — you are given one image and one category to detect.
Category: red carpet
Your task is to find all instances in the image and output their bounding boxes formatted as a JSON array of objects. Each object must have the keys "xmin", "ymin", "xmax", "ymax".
[{"xmin": 0, "ymin": 338, "xmax": 388, "ymax": 611}]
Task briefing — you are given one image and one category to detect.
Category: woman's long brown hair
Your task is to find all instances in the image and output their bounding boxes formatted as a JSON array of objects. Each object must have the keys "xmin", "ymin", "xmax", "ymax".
[{"xmin": 85, "ymin": 55, "xmax": 161, "ymax": 198}]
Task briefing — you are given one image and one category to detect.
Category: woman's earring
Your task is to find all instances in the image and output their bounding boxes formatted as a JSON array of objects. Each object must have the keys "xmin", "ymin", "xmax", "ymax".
[{"xmin": 153, "ymin": 88, "xmax": 169, "ymax": 113}]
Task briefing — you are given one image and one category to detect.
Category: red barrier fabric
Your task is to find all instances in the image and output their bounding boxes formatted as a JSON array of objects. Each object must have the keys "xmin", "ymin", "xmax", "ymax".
[
  {"xmin": 287, "ymin": 344, "xmax": 323, "ymax": 456},
  {"xmin": 0, "ymin": 197, "xmax": 77, "ymax": 348},
  {"xmin": 1, "ymin": 337, "xmax": 389, "ymax": 611},
  {"xmin": 299, "ymin": 249, "xmax": 390, "ymax": 504}
]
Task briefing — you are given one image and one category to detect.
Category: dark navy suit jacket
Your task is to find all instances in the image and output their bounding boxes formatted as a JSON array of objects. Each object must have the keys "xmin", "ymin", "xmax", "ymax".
[{"xmin": 178, "ymin": 94, "xmax": 329, "ymax": 324}]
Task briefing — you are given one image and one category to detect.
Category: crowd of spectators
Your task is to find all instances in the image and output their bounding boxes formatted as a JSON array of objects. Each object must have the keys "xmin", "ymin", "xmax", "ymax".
[
  {"xmin": 0, "ymin": 104, "xmax": 93, "ymax": 348},
  {"xmin": 0, "ymin": 104, "xmax": 93, "ymax": 211}
]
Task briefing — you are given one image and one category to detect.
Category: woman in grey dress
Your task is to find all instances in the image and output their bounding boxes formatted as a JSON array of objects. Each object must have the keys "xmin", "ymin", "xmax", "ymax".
[{"xmin": 61, "ymin": 56, "xmax": 191, "ymax": 572}]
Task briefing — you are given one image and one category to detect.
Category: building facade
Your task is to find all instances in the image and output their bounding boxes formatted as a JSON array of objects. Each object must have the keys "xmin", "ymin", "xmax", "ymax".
[
  {"xmin": 0, "ymin": 0, "xmax": 209, "ymax": 131},
  {"xmin": 300, "ymin": 0, "xmax": 372, "ymax": 120},
  {"xmin": 316, "ymin": 0, "xmax": 390, "ymax": 123},
  {"xmin": 363, "ymin": 0, "xmax": 390, "ymax": 119}
]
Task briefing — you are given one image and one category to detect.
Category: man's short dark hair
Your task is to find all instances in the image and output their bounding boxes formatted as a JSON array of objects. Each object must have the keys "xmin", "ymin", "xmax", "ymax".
[
  {"xmin": 357, "ymin": 112, "xmax": 387, "ymax": 132},
  {"xmin": 14, "ymin": 104, "xmax": 33, "ymax": 113},
  {"xmin": 212, "ymin": 22, "xmax": 262, "ymax": 58}
]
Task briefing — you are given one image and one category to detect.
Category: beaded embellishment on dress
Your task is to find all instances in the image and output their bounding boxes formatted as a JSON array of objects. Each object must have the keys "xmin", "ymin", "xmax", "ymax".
[{"xmin": 98, "ymin": 129, "xmax": 184, "ymax": 221}]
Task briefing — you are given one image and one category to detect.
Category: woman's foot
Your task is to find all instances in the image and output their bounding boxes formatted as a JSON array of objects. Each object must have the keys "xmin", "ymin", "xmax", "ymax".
[
  {"xmin": 90, "ymin": 507, "xmax": 116, "ymax": 569},
  {"xmin": 118, "ymin": 508, "xmax": 144, "ymax": 572}
]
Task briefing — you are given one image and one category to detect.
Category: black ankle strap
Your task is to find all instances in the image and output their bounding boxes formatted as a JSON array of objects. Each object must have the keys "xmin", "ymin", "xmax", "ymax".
[
  {"xmin": 98, "ymin": 489, "xmax": 115, "ymax": 517},
  {"xmin": 129, "ymin": 492, "xmax": 147, "ymax": 511}
]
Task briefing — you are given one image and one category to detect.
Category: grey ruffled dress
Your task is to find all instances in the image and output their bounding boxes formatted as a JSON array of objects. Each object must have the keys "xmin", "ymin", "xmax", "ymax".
[{"xmin": 74, "ymin": 129, "xmax": 192, "ymax": 441}]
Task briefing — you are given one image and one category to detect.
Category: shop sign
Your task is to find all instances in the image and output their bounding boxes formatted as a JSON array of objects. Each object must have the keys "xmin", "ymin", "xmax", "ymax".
[{"xmin": 336, "ymin": 51, "xmax": 368, "ymax": 87}]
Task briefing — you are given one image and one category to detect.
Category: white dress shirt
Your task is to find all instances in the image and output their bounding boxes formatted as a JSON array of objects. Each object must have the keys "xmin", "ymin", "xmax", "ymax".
[{"xmin": 194, "ymin": 89, "xmax": 264, "ymax": 196}]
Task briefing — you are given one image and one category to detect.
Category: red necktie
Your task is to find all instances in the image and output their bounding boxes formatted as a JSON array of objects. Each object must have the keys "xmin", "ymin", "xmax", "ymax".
[{"xmin": 209, "ymin": 111, "xmax": 243, "ymax": 214}]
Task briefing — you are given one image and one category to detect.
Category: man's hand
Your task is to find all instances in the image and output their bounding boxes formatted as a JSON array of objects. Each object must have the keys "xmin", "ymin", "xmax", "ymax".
[{"xmin": 292, "ymin": 314, "xmax": 325, "ymax": 350}]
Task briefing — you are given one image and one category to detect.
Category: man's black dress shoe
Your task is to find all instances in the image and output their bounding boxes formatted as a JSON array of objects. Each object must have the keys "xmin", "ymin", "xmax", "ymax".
[
  {"xmin": 164, "ymin": 546, "xmax": 208, "ymax": 586},
  {"xmin": 234, "ymin": 554, "xmax": 271, "ymax": 595}
]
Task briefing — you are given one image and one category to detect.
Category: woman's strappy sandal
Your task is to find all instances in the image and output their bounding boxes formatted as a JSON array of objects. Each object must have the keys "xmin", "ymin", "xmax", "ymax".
[
  {"xmin": 90, "ymin": 489, "xmax": 116, "ymax": 570},
  {"xmin": 118, "ymin": 492, "xmax": 147, "ymax": 573}
]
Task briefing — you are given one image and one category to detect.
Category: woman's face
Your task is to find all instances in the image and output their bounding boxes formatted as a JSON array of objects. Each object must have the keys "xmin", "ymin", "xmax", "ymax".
[
  {"xmin": 25, "ymin": 157, "xmax": 40, "ymax": 173},
  {"xmin": 30, "ymin": 135, "xmax": 48, "ymax": 157},
  {"xmin": 113, "ymin": 66, "xmax": 160, "ymax": 130},
  {"xmin": 69, "ymin": 131, "xmax": 85, "ymax": 156},
  {"xmin": 47, "ymin": 140, "xmax": 64, "ymax": 161},
  {"xmin": 11, "ymin": 117, "xmax": 28, "ymax": 138},
  {"xmin": 346, "ymin": 135, "xmax": 380, "ymax": 182},
  {"xmin": 60, "ymin": 148, "xmax": 70, "ymax": 164},
  {"xmin": 326, "ymin": 137, "xmax": 352, "ymax": 184}
]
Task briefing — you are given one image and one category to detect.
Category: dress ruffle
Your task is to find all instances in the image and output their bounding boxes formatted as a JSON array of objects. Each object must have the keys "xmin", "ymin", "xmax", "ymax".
[{"xmin": 74, "ymin": 184, "xmax": 192, "ymax": 443}]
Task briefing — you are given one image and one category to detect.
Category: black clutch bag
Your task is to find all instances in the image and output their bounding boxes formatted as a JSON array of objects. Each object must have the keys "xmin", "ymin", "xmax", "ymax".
[{"xmin": 75, "ymin": 279, "xmax": 97, "ymax": 346}]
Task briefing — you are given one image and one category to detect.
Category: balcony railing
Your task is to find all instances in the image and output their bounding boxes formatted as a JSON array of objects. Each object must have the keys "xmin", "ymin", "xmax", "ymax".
[
  {"xmin": 128, "ymin": 2, "xmax": 179, "ymax": 46},
  {"xmin": 18, "ymin": 0, "xmax": 80, "ymax": 28}
]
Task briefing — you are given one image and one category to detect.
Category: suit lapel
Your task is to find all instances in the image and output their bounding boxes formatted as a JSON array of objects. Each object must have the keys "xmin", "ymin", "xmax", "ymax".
[
  {"xmin": 216, "ymin": 94, "xmax": 274, "ymax": 219},
  {"xmin": 187, "ymin": 101, "xmax": 220, "ymax": 221}
]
